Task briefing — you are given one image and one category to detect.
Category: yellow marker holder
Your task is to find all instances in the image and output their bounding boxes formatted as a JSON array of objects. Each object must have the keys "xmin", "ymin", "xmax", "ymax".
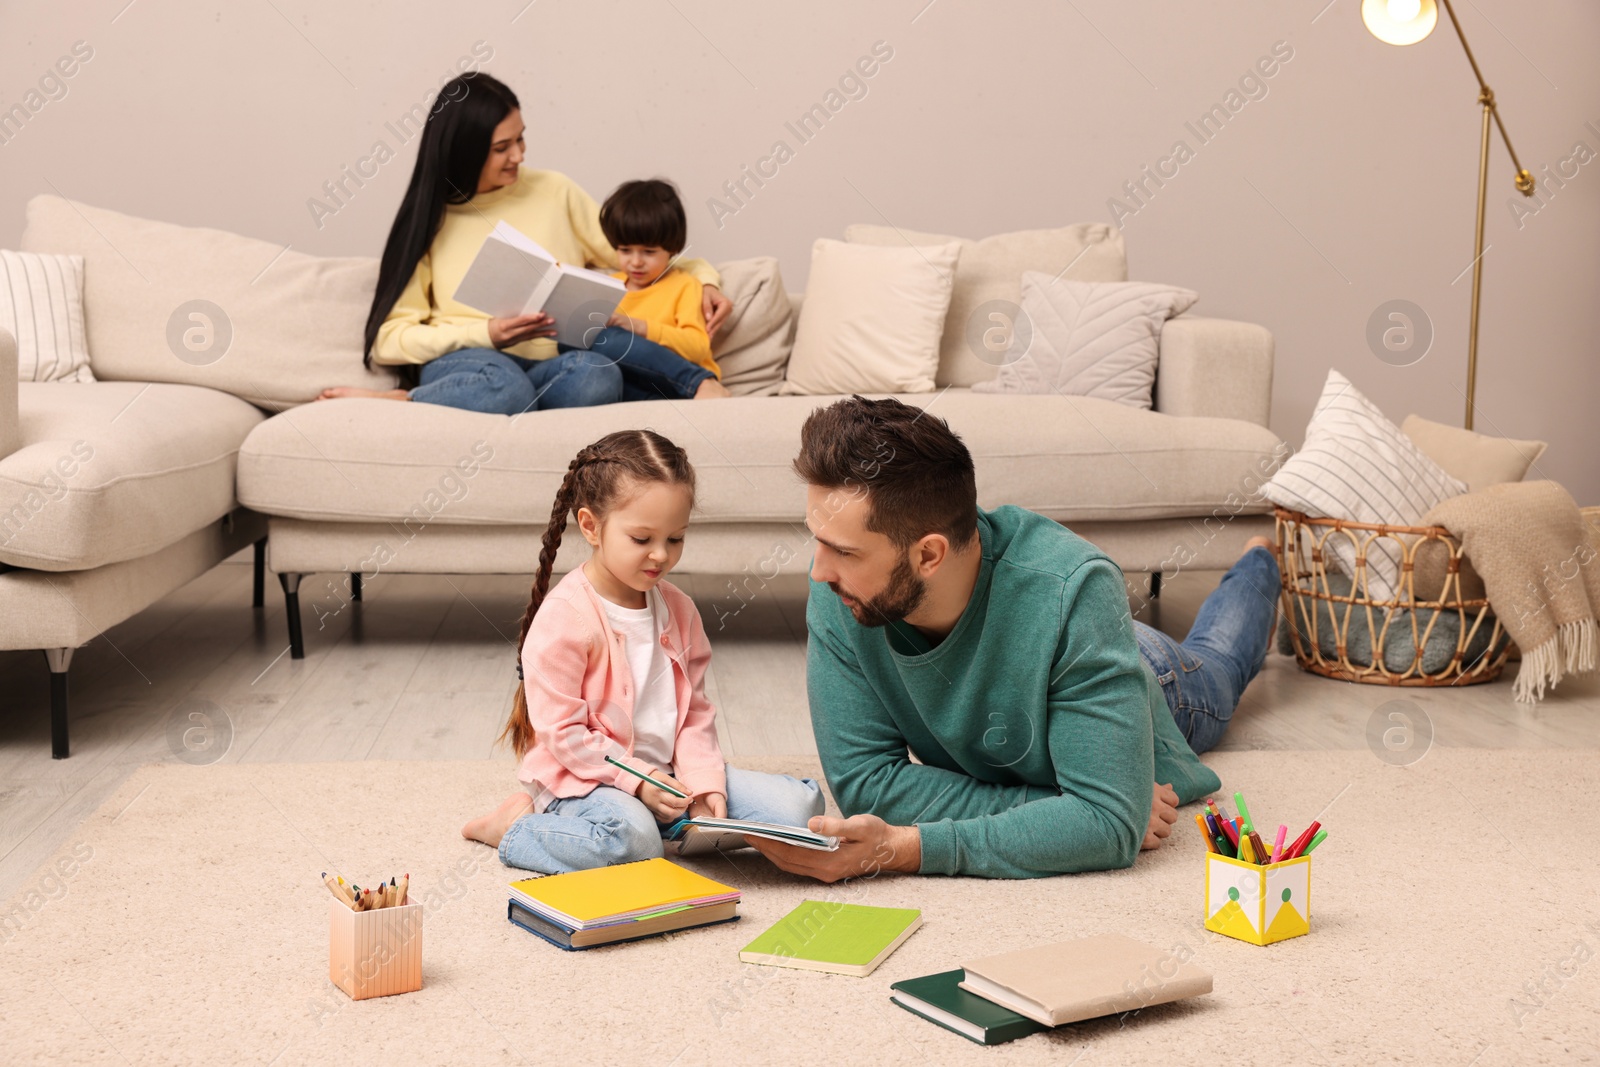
[{"xmin": 1203, "ymin": 852, "xmax": 1311, "ymax": 945}]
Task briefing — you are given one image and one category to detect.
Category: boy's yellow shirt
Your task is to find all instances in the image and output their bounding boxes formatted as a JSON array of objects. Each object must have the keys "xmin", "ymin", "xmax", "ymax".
[
  {"xmin": 372, "ymin": 167, "xmax": 720, "ymax": 366},
  {"xmin": 611, "ymin": 267, "xmax": 718, "ymax": 377}
]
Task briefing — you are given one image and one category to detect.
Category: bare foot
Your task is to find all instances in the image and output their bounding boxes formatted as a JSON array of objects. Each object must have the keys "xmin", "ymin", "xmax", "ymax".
[
  {"xmin": 693, "ymin": 378, "xmax": 732, "ymax": 399},
  {"xmin": 317, "ymin": 387, "xmax": 411, "ymax": 401},
  {"xmin": 1245, "ymin": 535, "xmax": 1274, "ymax": 554},
  {"xmin": 461, "ymin": 792, "xmax": 534, "ymax": 847}
]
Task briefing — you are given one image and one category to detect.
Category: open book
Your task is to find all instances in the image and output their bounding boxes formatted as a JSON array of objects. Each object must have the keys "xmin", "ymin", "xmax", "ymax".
[
  {"xmin": 664, "ymin": 816, "xmax": 840, "ymax": 856},
  {"xmin": 452, "ymin": 221, "xmax": 625, "ymax": 349}
]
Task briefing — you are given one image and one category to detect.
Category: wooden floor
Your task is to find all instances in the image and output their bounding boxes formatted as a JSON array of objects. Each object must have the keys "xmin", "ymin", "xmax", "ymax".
[{"xmin": 2, "ymin": 554, "xmax": 1596, "ymax": 900}]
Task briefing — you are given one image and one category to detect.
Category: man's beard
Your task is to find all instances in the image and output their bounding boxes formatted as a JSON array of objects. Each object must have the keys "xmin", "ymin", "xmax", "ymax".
[{"xmin": 831, "ymin": 554, "xmax": 926, "ymax": 628}]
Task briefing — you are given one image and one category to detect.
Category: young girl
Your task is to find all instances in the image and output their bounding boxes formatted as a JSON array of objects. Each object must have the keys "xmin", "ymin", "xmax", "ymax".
[{"xmin": 461, "ymin": 429, "xmax": 824, "ymax": 873}]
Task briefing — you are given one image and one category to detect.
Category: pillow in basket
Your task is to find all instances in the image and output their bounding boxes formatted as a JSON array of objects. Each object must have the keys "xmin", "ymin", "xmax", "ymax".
[{"xmin": 1262, "ymin": 369, "xmax": 1466, "ymax": 602}]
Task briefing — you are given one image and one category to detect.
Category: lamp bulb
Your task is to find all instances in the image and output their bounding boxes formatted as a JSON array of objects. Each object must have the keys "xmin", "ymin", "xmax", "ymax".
[{"xmin": 1387, "ymin": 0, "xmax": 1422, "ymax": 21}]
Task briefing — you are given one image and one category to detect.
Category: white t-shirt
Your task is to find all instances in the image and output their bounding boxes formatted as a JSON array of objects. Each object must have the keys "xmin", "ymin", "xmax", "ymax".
[{"xmin": 601, "ymin": 591, "xmax": 678, "ymax": 773}]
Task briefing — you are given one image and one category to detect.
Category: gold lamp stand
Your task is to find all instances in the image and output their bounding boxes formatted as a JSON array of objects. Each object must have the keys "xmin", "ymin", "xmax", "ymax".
[{"xmin": 1363, "ymin": 0, "xmax": 1536, "ymax": 430}]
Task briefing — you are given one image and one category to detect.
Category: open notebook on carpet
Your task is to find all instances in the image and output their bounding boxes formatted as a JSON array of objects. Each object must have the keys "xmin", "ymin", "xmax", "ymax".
[{"xmin": 507, "ymin": 857, "xmax": 740, "ymax": 951}]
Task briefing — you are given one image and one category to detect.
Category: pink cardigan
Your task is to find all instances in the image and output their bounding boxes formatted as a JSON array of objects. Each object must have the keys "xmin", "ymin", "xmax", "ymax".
[{"xmin": 516, "ymin": 566, "xmax": 727, "ymax": 807}]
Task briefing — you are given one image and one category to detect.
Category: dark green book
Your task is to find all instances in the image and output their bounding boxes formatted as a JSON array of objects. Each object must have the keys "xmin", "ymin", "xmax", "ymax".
[{"xmin": 890, "ymin": 969, "xmax": 1047, "ymax": 1046}]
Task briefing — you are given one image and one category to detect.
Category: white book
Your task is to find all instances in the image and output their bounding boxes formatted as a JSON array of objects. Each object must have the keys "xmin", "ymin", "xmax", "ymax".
[
  {"xmin": 452, "ymin": 221, "xmax": 626, "ymax": 349},
  {"xmin": 664, "ymin": 816, "xmax": 841, "ymax": 856}
]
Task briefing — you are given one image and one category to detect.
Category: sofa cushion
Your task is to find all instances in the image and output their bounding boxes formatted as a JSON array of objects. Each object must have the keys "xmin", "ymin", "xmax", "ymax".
[
  {"xmin": 710, "ymin": 257, "xmax": 794, "ymax": 397},
  {"xmin": 0, "ymin": 382, "xmax": 264, "ymax": 570},
  {"xmin": 20, "ymin": 195, "xmax": 399, "ymax": 410},
  {"xmin": 781, "ymin": 239, "xmax": 960, "ymax": 396},
  {"xmin": 237, "ymin": 393, "xmax": 1286, "ymax": 530},
  {"xmin": 845, "ymin": 222, "xmax": 1127, "ymax": 389},
  {"xmin": 0, "ymin": 251, "xmax": 94, "ymax": 382},
  {"xmin": 973, "ymin": 275, "xmax": 1199, "ymax": 408}
]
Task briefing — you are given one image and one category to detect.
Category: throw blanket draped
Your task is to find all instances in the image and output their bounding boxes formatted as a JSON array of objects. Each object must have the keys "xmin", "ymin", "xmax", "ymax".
[{"xmin": 1424, "ymin": 481, "xmax": 1600, "ymax": 703}]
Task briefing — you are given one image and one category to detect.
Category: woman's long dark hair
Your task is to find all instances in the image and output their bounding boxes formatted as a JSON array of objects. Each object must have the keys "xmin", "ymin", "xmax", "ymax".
[{"xmin": 362, "ymin": 72, "xmax": 521, "ymax": 367}]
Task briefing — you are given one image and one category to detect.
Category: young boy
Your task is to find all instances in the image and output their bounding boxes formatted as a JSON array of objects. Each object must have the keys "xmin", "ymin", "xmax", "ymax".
[{"xmin": 574, "ymin": 179, "xmax": 730, "ymax": 400}]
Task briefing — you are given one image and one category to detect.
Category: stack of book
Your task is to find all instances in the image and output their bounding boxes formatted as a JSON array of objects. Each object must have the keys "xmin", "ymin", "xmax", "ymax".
[
  {"xmin": 891, "ymin": 934, "xmax": 1213, "ymax": 1046},
  {"xmin": 507, "ymin": 857, "xmax": 741, "ymax": 951}
]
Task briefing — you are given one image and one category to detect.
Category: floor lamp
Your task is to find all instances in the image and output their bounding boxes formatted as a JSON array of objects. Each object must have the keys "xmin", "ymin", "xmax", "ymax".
[{"xmin": 1362, "ymin": 0, "xmax": 1536, "ymax": 430}]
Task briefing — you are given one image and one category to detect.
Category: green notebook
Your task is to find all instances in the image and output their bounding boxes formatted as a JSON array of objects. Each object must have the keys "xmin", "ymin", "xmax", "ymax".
[
  {"xmin": 891, "ymin": 969, "xmax": 1047, "ymax": 1046},
  {"xmin": 738, "ymin": 901, "xmax": 922, "ymax": 977}
]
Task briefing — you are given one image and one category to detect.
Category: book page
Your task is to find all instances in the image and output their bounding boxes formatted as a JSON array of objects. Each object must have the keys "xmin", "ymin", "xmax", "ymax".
[{"xmin": 452, "ymin": 225, "xmax": 559, "ymax": 318}]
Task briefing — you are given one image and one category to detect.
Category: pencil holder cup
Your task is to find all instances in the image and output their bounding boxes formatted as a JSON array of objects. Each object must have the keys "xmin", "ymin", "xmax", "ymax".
[
  {"xmin": 1203, "ymin": 853, "xmax": 1311, "ymax": 946},
  {"xmin": 329, "ymin": 900, "xmax": 423, "ymax": 1000}
]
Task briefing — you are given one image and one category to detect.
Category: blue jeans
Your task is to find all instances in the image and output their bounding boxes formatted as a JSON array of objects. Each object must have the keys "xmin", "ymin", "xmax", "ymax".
[
  {"xmin": 1134, "ymin": 546, "xmax": 1280, "ymax": 755},
  {"xmin": 498, "ymin": 764, "xmax": 826, "ymax": 874},
  {"xmin": 559, "ymin": 326, "xmax": 716, "ymax": 402},
  {"xmin": 410, "ymin": 347, "xmax": 623, "ymax": 414}
]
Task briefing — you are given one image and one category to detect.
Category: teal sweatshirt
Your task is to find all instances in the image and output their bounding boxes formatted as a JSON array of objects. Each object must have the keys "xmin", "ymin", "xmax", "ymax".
[{"xmin": 806, "ymin": 505, "xmax": 1221, "ymax": 879}]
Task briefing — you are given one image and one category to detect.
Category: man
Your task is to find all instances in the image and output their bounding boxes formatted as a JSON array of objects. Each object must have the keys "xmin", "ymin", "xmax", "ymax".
[{"xmin": 748, "ymin": 397, "xmax": 1279, "ymax": 882}]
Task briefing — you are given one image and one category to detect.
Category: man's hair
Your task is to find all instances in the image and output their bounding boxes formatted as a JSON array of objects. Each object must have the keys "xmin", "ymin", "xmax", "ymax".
[{"xmin": 793, "ymin": 396, "xmax": 978, "ymax": 551}]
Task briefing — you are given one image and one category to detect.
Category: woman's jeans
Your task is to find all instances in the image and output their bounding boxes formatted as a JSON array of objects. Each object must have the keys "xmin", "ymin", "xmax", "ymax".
[
  {"xmin": 1134, "ymin": 546, "xmax": 1280, "ymax": 755},
  {"xmin": 408, "ymin": 329, "xmax": 714, "ymax": 414},
  {"xmin": 498, "ymin": 764, "xmax": 826, "ymax": 874}
]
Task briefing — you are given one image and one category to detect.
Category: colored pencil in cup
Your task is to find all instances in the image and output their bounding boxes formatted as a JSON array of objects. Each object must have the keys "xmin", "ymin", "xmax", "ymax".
[
  {"xmin": 1195, "ymin": 813, "xmax": 1218, "ymax": 853},
  {"xmin": 322, "ymin": 872, "xmax": 355, "ymax": 908}
]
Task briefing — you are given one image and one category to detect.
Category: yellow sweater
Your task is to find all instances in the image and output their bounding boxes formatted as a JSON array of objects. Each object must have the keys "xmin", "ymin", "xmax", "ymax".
[
  {"xmin": 372, "ymin": 168, "xmax": 720, "ymax": 365},
  {"xmin": 612, "ymin": 268, "xmax": 717, "ymax": 377}
]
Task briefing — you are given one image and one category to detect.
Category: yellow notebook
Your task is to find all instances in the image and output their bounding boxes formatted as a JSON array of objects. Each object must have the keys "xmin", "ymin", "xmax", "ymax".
[{"xmin": 509, "ymin": 858, "xmax": 740, "ymax": 930}]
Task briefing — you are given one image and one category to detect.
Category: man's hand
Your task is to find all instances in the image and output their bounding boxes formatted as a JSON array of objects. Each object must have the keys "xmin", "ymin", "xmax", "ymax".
[
  {"xmin": 702, "ymin": 285, "xmax": 732, "ymax": 339},
  {"xmin": 1142, "ymin": 781, "xmax": 1179, "ymax": 850},
  {"xmin": 747, "ymin": 814, "xmax": 920, "ymax": 883}
]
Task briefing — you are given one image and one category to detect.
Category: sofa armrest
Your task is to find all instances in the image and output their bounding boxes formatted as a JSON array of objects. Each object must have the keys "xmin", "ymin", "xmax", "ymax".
[
  {"xmin": 1153, "ymin": 316, "xmax": 1274, "ymax": 427},
  {"xmin": 0, "ymin": 329, "xmax": 19, "ymax": 461}
]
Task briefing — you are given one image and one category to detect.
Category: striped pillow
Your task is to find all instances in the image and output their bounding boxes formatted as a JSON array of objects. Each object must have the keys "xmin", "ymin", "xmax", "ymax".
[
  {"xmin": 0, "ymin": 250, "xmax": 94, "ymax": 382},
  {"xmin": 1263, "ymin": 369, "xmax": 1465, "ymax": 602}
]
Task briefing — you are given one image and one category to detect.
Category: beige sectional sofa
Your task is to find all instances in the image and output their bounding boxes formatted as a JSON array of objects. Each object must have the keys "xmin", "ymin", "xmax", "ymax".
[{"xmin": 5, "ymin": 195, "xmax": 1285, "ymax": 755}]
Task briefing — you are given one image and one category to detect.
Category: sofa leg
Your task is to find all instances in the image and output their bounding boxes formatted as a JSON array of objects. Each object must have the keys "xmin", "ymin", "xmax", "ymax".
[
  {"xmin": 279, "ymin": 573, "xmax": 306, "ymax": 660},
  {"xmin": 1149, "ymin": 571, "xmax": 1161, "ymax": 599},
  {"xmin": 252, "ymin": 538, "xmax": 267, "ymax": 608},
  {"xmin": 350, "ymin": 572, "xmax": 362, "ymax": 602},
  {"xmin": 44, "ymin": 647, "xmax": 73, "ymax": 759}
]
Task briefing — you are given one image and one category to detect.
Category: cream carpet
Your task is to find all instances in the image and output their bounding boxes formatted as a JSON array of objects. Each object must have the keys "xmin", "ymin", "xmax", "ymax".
[{"xmin": 2, "ymin": 750, "xmax": 1597, "ymax": 1066}]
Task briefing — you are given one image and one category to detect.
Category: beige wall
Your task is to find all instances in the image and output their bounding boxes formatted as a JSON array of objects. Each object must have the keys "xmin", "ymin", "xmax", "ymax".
[{"xmin": 3, "ymin": 1, "xmax": 1595, "ymax": 501}]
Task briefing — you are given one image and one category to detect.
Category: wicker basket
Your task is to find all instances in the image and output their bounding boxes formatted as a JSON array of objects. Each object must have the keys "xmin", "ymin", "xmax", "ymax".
[{"xmin": 1273, "ymin": 506, "xmax": 1511, "ymax": 686}]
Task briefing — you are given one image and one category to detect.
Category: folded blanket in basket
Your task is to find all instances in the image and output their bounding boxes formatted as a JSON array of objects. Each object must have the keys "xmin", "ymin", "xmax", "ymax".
[
  {"xmin": 1278, "ymin": 571, "xmax": 1505, "ymax": 675},
  {"xmin": 1423, "ymin": 481, "xmax": 1600, "ymax": 703}
]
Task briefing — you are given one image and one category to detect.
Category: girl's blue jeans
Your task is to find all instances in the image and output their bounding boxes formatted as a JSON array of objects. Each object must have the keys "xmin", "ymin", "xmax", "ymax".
[
  {"xmin": 1134, "ymin": 546, "xmax": 1280, "ymax": 755},
  {"xmin": 498, "ymin": 764, "xmax": 826, "ymax": 875}
]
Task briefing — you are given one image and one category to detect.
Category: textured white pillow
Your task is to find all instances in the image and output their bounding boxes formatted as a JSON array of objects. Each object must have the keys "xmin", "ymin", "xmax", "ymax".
[
  {"xmin": 780, "ymin": 238, "xmax": 959, "ymax": 396},
  {"xmin": 844, "ymin": 222, "xmax": 1127, "ymax": 387},
  {"xmin": 1264, "ymin": 369, "xmax": 1466, "ymax": 602},
  {"xmin": 0, "ymin": 250, "xmax": 93, "ymax": 382},
  {"xmin": 972, "ymin": 274, "xmax": 1197, "ymax": 407}
]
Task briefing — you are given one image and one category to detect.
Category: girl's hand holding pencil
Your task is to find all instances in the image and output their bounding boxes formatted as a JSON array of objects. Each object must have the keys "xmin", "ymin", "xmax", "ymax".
[{"xmin": 637, "ymin": 768, "xmax": 693, "ymax": 821}]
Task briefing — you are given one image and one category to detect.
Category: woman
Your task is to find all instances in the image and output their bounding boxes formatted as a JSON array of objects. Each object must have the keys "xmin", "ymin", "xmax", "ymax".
[{"xmin": 321, "ymin": 72, "xmax": 731, "ymax": 413}]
